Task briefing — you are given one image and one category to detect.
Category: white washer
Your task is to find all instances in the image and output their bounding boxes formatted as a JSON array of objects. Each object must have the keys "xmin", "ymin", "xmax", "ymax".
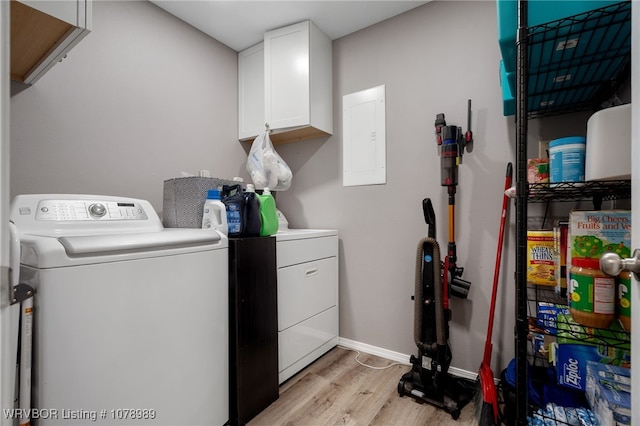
[{"xmin": 10, "ymin": 194, "xmax": 228, "ymax": 425}]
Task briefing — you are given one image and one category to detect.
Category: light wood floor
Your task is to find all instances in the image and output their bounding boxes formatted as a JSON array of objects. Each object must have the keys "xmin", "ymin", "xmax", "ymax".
[{"xmin": 248, "ymin": 347, "xmax": 478, "ymax": 426}]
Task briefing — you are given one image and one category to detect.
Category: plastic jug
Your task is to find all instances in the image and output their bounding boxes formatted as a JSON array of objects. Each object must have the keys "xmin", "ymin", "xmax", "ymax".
[
  {"xmin": 257, "ymin": 188, "xmax": 278, "ymax": 236},
  {"xmin": 242, "ymin": 184, "xmax": 262, "ymax": 237},
  {"xmin": 223, "ymin": 191, "xmax": 245, "ymax": 237},
  {"xmin": 202, "ymin": 189, "xmax": 228, "ymax": 236}
]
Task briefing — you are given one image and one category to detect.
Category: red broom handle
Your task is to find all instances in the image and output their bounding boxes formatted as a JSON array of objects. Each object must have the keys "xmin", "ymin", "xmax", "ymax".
[{"xmin": 483, "ymin": 163, "xmax": 513, "ymax": 365}]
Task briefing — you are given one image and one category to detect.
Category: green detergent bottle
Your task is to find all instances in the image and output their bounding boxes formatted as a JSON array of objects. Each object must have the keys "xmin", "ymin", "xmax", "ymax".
[{"xmin": 257, "ymin": 188, "xmax": 279, "ymax": 236}]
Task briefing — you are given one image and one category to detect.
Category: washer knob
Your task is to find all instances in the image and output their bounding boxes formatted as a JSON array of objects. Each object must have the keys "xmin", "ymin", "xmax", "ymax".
[{"xmin": 89, "ymin": 203, "xmax": 107, "ymax": 217}]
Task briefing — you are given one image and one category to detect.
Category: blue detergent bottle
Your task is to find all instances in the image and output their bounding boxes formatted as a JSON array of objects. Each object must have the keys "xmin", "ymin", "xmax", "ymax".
[{"xmin": 222, "ymin": 190, "xmax": 245, "ymax": 238}]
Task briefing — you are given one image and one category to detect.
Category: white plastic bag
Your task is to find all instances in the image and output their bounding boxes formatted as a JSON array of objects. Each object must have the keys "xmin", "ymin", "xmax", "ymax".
[{"xmin": 246, "ymin": 131, "xmax": 293, "ymax": 191}]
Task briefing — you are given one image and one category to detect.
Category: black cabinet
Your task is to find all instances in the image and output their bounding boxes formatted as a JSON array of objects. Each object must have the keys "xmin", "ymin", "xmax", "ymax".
[{"xmin": 228, "ymin": 237, "xmax": 279, "ymax": 425}]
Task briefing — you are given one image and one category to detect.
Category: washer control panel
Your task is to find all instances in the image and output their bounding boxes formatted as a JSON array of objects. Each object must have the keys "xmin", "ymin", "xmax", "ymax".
[{"xmin": 34, "ymin": 199, "xmax": 148, "ymax": 221}]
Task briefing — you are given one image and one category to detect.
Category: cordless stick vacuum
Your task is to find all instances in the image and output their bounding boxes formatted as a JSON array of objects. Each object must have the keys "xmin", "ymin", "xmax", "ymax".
[
  {"xmin": 397, "ymin": 101, "xmax": 475, "ymax": 419},
  {"xmin": 436, "ymin": 100, "xmax": 473, "ymax": 306}
]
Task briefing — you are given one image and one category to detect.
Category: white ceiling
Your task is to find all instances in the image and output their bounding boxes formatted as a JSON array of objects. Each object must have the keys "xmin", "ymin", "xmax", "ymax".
[{"xmin": 150, "ymin": 1, "xmax": 431, "ymax": 52}]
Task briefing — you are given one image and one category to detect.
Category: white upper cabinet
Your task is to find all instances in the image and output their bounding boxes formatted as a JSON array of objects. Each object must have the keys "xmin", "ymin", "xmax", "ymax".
[
  {"xmin": 239, "ymin": 21, "xmax": 332, "ymax": 145},
  {"xmin": 238, "ymin": 42, "xmax": 265, "ymax": 141},
  {"xmin": 11, "ymin": 0, "xmax": 92, "ymax": 84}
]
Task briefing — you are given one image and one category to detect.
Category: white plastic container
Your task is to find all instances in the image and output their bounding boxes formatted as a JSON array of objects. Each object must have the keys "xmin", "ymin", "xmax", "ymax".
[
  {"xmin": 202, "ymin": 189, "xmax": 228, "ymax": 236},
  {"xmin": 549, "ymin": 136, "xmax": 586, "ymax": 183},
  {"xmin": 585, "ymin": 103, "xmax": 631, "ymax": 180}
]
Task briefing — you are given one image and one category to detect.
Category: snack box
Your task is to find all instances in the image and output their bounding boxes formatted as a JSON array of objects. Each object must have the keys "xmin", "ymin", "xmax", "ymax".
[
  {"xmin": 569, "ymin": 210, "xmax": 631, "ymax": 261},
  {"xmin": 527, "ymin": 158, "xmax": 549, "ymax": 184},
  {"xmin": 527, "ymin": 230, "xmax": 555, "ymax": 286},
  {"xmin": 567, "ymin": 210, "xmax": 631, "ymax": 302}
]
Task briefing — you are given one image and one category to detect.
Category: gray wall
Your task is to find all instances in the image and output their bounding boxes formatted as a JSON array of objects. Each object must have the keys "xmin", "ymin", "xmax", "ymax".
[
  {"xmin": 274, "ymin": 1, "xmax": 603, "ymax": 373},
  {"xmin": 10, "ymin": 0, "xmax": 602, "ymax": 375},
  {"xmin": 276, "ymin": 0, "xmax": 518, "ymax": 373},
  {"xmin": 10, "ymin": 0, "xmax": 244, "ymax": 209}
]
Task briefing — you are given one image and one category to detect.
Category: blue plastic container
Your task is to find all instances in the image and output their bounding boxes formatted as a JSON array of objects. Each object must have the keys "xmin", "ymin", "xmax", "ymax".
[
  {"xmin": 549, "ymin": 136, "xmax": 586, "ymax": 183},
  {"xmin": 500, "ymin": 60, "xmax": 515, "ymax": 116},
  {"xmin": 497, "ymin": 0, "xmax": 621, "ymax": 73}
]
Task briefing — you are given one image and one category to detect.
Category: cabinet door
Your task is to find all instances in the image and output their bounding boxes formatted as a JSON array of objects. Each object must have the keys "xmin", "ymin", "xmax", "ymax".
[
  {"xmin": 264, "ymin": 21, "xmax": 310, "ymax": 130},
  {"xmin": 631, "ymin": 7, "xmax": 639, "ymax": 421},
  {"xmin": 11, "ymin": 0, "xmax": 91, "ymax": 84},
  {"xmin": 238, "ymin": 42, "xmax": 265, "ymax": 141},
  {"xmin": 20, "ymin": 0, "xmax": 88, "ymax": 27}
]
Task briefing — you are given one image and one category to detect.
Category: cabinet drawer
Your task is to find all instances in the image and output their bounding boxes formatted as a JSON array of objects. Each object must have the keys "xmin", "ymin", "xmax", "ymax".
[
  {"xmin": 278, "ymin": 256, "xmax": 337, "ymax": 331},
  {"xmin": 278, "ymin": 306, "xmax": 338, "ymax": 376},
  {"xmin": 276, "ymin": 235, "xmax": 337, "ymax": 268}
]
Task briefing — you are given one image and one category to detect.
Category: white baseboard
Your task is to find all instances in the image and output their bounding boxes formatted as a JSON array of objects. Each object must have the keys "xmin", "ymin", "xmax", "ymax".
[{"xmin": 337, "ymin": 337, "xmax": 479, "ymax": 382}]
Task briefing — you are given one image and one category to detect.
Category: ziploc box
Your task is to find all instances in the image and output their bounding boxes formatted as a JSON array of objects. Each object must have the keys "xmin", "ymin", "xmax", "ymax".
[
  {"xmin": 537, "ymin": 302, "xmax": 569, "ymax": 335},
  {"xmin": 585, "ymin": 361, "xmax": 631, "ymax": 426},
  {"xmin": 556, "ymin": 314, "xmax": 630, "ymax": 391}
]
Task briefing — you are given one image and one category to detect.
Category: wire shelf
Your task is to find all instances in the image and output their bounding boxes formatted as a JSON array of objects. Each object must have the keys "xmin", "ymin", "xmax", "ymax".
[
  {"xmin": 525, "ymin": 1, "xmax": 631, "ymax": 118},
  {"xmin": 527, "ymin": 285, "xmax": 630, "ymax": 349},
  {"xmin": 524, "ymin": 284, "xmax": 630, "ymax": 426},
  {"xmin": 527, "ymin": 179, "xmax": 631, "ymax": 203}
]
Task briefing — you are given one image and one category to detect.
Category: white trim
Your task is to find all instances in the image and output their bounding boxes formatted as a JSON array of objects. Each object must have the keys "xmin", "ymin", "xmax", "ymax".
[
  {"xmin": 337, "ymin": 337, "xmax": 480, "ymax": 382},
  {"xmin": 338, "ymin": 337, "xmax": 410, "ymax": 365}
]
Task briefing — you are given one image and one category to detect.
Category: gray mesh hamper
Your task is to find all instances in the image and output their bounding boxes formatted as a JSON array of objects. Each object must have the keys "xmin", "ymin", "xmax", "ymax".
[{"xmin": 163, "ymin": 176, "xmax": 239, "ymax": 228}]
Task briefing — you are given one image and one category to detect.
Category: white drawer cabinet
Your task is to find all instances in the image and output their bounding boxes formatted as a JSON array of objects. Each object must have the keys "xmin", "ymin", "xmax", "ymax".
[{"xmin": 276, "ymin": 231, "xmax": 338, "ymax": 383}]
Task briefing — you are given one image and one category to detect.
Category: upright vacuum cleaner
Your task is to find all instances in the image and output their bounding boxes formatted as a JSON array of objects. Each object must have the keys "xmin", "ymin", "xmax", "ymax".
[{"xmin": 397, "ymin": 101, "xmax": 475, "ymax": 419}]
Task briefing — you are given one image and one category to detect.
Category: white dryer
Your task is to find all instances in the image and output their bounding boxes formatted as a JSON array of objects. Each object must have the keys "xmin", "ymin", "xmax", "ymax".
[
  {"xmin": 10, "ymin": 194, "xmax": 228, "ymax": 425},
  {"xmin": 275, "ymin": 212, "xmax": 338, "ymax": 383}
]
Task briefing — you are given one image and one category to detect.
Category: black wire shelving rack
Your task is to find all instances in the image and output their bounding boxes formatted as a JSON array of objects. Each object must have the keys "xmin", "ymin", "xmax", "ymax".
[{"xmin": 513, "ymin": 1, "xmax": 632, "ymax": 425}]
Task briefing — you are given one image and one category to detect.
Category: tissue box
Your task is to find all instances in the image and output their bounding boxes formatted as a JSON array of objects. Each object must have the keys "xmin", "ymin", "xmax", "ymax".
[
  {"xmin": 163, "ymin": 176, "xmax": 237, "ymax": 228},
  {"xmin": 586, "ymin": 361, "xmax": 631, "ymax": 426}
]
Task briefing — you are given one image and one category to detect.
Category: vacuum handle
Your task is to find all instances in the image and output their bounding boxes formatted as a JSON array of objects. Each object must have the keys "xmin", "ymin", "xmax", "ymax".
[{"xmin": 422, "ymin": 198, "xmax": 436, "ymax": 239}]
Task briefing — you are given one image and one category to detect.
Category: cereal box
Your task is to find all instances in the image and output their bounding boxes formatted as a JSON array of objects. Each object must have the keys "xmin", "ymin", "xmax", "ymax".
[{"xmin": 527, "ymin": 230, "xmax": 555, "ymax": 286}]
